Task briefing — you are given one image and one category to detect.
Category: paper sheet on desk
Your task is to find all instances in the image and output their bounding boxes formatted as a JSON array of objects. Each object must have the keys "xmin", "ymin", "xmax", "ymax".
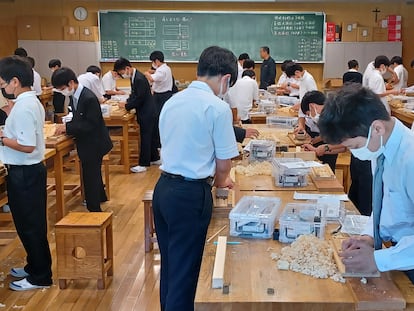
[
  {"xmin": 281, "ymin": 161, "xmax": 323, "ymax": 169},
  {"xmin": 293, "ymin": 191, "xmax": 349, "ymax": 201}
]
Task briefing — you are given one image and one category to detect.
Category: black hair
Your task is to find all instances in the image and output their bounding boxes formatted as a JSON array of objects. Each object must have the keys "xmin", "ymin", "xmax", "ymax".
[
  {"xmin": 260, "ymin": 46, "xmax": 270, "ymax": 54},
  {"xmin": 27, "ymin": 56, "xmax": 35, "ymax": 68},
  {"xmin": 285, "ymin": 63, "xmax": 303, "ymax": 78},
  {"xmin": 238, "ymin": 53, "xmax": 250, "ymax": 61},
  {"xmin": 300, "ymin": 90, "xmax": 326, "ymax": 113},
  {"xmin": 374, "ymin": 55, "xmax": 390, "ymax": 68},
  {"xmin": 114, "ymin": 57, "xmax": 131, "ymax": 72},
  {"xmin": 348, "ymin": 59, "xmax": 359, "ymax": 69},
  {"xmin": 411, "ymin": 59, "xmax": 414, "ymax": 68},
  {"xmin": 150, "ymin": 51, "xmax": 165, "ymax": 62},
  {"xmin": 281, "ymin": 60, "xmax": 293, "ymax": 72},
  {"xmin": 197, "ymin": 46, "xmax": 238, "ymax": 87},
  {"xmin": 0, "ymin": 56, "xmax": 33, "ymax": 87},
  {"xmin": 86, "ymin": 65, "xmax": 101, "ymax": 74},
  {"xmin": 242, "ymin": 70, "xmax": 255, "ymax": 78},
  {"xmin": 243, "ymin": 59, "xmax": 255, "ymax": 70},
  {"xmin": 48, "ymin": 59, "xmax": 61, "ymax": 68},
  {"xmin": 318, "ymin": 83, "xmax": 390, "ymax": 144},
  {"xmin": 51, "ymin": 67, "xmax": 78, "ymax": 88},
  {"xmin": 390, "ymin": 56, "xmax": 403, "ymax": 65},
  {"xmin": 14, "ymin": 47, "xmax": 28, "ymax": 57}
]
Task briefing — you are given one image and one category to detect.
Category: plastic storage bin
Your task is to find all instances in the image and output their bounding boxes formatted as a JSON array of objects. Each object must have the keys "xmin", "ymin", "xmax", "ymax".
[
  {"xmin": 272, "ymin": 158, "xmax": 310, "ymax": 187},
  {"xmin": 266, "ymin": 116, "xmax": 298, "ymax": 128},
  {"xmin": 258, "ymin": 100, "xmax": 277, "ymax": 114},
  {"xmin": 229, "ymin": 196, "xmax": 281, "ymax": 239},
  {"xmin": 249, "ymin": 140, "xmax": 275, "ymax": 162},
  {"xmin": 279, "ymin": 202, "xmax": 326, "ymax": 243}
]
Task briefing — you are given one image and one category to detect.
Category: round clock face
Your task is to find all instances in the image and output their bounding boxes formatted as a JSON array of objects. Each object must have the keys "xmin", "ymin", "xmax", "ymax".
[{"xmin": 74, "ymin": 7, "xmax": 88, "ymax": 21}]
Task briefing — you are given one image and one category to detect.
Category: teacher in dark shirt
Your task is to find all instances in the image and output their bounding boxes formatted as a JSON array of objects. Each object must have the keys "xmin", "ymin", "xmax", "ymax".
[{"xmin": 259, "ymin": 46, "xmax": 276, "ymax": 89}]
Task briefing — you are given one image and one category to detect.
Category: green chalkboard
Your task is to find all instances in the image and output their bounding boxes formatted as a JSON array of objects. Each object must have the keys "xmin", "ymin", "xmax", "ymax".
[{"xmin": 99, "ymin": 10, "xmax": 325, "ymax": 63}]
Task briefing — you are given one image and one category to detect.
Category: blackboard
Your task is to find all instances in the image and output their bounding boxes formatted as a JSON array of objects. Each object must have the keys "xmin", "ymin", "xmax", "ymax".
[{"xmin": 99, "ymin": 10, "xmax": 326, "ymax": 63}]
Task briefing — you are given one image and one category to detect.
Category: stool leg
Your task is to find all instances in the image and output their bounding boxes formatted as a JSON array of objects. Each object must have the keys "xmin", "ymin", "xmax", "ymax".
[
  {"xmin": 59, "ymin": 279, "xmax": 67, "ymax": 289},
  {"xmin": 104, "ymin": 159, "xmax": 110, "ymax": 200},
  {"xmin": 97, "ymin": 278, "xmax": 105, "ymax": 290},
  {"xmin": 106, "ymin": 224, "xmax": 114, "ymax": 277},
  {"xmin": 144, "ymin": 201, "xmax": 153, "ymax": 253}
]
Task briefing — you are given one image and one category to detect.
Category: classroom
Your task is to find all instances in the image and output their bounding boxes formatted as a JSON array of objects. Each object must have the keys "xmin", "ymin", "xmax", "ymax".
[{"xmin": 0, "ymin": 0, "xmax": 414, "ymax": 310}]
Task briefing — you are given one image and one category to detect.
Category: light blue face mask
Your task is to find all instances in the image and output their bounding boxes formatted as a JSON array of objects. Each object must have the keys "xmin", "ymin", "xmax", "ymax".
[{"xmin": 350, "ymin": 125, "xmax": 384, "ymax": 161}]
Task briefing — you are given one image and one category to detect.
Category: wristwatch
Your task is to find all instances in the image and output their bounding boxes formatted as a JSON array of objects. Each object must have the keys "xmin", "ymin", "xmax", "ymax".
[
  {"xmin": 324, "ymin": 144, "xmax": 330, "ymax": 152},
  {"xmin": 287, "ymin": 82, "xmax": 291, "ymax": 87},
  {"xmin": 0, "ymin": 137, "xmax": 4, "ymax": 147}
]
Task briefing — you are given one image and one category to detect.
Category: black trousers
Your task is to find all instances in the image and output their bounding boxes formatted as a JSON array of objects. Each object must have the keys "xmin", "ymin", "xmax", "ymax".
[
  {"xmin": 52, "ymin": 91, "xmax": 65, "ymax": 113},
  {"xmin": 81, "ymin": 156, "xmax": 107, "ymax": 212},
  {"xmin": 6, "ymin": 163, "xmax": 52, "ymax": 286},
  {"xmin": 153, "ymin": 174, "xmax": 213, "ymax": 311},
  {"xmin": 138, "ymin": 115, "xmax": 159, "ymax": 166},
  {"xmin": 153, "ymin": 91, "xmax": 173, "ymax": 149},
  {"xmin": 348, "ymin": 155, "xmax": 373, "ymax": 216}
]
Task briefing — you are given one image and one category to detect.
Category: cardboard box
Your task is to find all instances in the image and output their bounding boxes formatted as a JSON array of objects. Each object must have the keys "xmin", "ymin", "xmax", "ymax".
[
  {"xmin": 373, "ymin": 27, "xmax": 388, "ymax": 41},
  {"xmin": 324, "ymin": 78, "xmax": 343, "ymax": 89},
  {"xmin": 79, "ymin": 26, "xmax": 99, "ymax": 42},
  {"xmin": 341, "ymin": 21, "xmax": 358, "ymax": 42},
  {"xmin": 40, "ymin": 16, "xmax": 67, "ymax": 40},
  {"xmin": 63, "ymin": 26, "xmax": 80, "ymax": 41},
  {"xmin": 17, "ymin": 16, "xmax": 41, "ymax": 40},
  {"xmin": 326, "ymin": 22, "xmax": 336, "ymax": 42},
  {"xmin": 357, "ymin": 27, "xmax": 372, "ymax": 42}
]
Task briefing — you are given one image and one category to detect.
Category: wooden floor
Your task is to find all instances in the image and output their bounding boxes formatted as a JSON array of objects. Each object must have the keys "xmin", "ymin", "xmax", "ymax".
[{"xmin": 0, "ymin": 164, "xmax": 163, "ymax": 311}]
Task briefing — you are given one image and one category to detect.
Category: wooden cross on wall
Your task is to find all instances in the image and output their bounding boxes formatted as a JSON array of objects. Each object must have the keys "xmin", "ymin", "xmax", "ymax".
[{"xmin": 372, "ymin": 7, "xmax": 381, "ymax": 23}]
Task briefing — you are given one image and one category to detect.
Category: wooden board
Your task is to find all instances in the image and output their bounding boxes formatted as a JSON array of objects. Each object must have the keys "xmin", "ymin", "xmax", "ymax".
[
  {"xmin": 311, "ymin": 174, "xmax": 344, "ymax": 192},
  {"xmin": 282, "ymin": 151, "xmax": 316, "ymax": 161},
  {"xmin": 288, "ymin": 132, "xmax": 312, "ymax": 146},
  {"xmin": 236, "ymin": 173, "xmax": 317, "ymax": 192},
  {"xmin": 311, "ymin": 164, "xmax": 336, "ymax": 180},
  {"xmin": 212, "ymin": 188, "xmax": 235, "ymax": 218},
  {"xmin": 212, "ymin": 236, "xmax": 227, "ymax": 289}
]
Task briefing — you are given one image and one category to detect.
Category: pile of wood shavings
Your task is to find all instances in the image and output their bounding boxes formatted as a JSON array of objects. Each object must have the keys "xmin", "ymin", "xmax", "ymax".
[
  {"xmin": 234, "ymin": 161, "xmax": 273, "ymax": 176},
  {"xmin": 271, "ymin": 235, "xmax": 346, "ymax": 283}
]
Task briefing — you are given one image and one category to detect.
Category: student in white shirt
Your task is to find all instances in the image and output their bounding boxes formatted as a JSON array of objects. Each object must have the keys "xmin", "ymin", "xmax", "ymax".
[
  {"xmin": 390, "ymin": 56, "xmax": 408, "ymax": 91},
  {"xmin": 77, "ymin": 65, "xmax": 106, "ymax": 103},
  {"xmin": 237, "ymin": 53, "xmax": 250, "ymax": 80},
  {"xmin": 226, "ymin": 70, "xmax": 259, "ymax": 124},
  {"xmin": 277, "ymin": 60, "xmax": 300, "ymax": 97},
  {"xmin": 285, "ymin": 62, "xmax": 318, "ymax": 134},
  {"xmin": 365, "ymin": 55, "xmax": 400, "ymax": 113},
  {"xmin": 101, "ymin": 70, "xmax": 125, "ymax": 98},
  {"xmin": 144, "ymin": 51, "xmax": 174, "ymax": 152},
  {"xmin": 27, "ymin": 57, "xmax": 42, "ymax": 96},
  {"xmin": 318, "ymin": 83, "xmax": 414, "ymax": 283}
]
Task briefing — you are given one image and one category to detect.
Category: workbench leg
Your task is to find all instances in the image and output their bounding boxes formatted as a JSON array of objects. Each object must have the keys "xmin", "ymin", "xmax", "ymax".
[
  {"xmin": 54, "ymin": 151, "xmax": 65, "ymax": 221},
  {"xmin": 122, "ymin": 123, "xmax": 130, "ymax": 174}
]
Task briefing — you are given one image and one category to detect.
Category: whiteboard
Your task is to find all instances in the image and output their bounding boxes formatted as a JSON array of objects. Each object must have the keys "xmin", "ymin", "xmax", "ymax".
[
  {"xmin": 18, "ymin": 40, "xmax": 101, "ymax": 82},
  {"xmin": 323, "ymin": 42, "xmax": 403, "ymax": 79}
]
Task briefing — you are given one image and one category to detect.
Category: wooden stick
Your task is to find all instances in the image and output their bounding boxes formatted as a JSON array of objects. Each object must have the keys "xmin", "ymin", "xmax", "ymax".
[
  {"xmin": 212, "ymin": 236, "xmax": 227, "ymax": 289},
  {"xmin": 206, "ymin": 225, "xmax": 227, "ymax": 243}
]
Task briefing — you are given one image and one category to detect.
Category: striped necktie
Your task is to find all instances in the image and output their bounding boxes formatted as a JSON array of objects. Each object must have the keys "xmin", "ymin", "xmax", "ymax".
[{"xmin": 373, "ymin": 154, "xmax": 385, "ymax": 250}]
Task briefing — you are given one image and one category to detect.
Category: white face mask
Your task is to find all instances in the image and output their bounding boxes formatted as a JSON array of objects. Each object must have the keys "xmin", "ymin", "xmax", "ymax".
[
  {"xmin": 350, "ymin": 125, "xmax": 385, "ymax": 161},
  {"xmin": 60, "ymin": 87, "xmax": 74, "ymax": 97},
  {"xmin": 152, "ymin": 62, "xmax": 158, "ymax": 70},
  {"xmin": 218, "ymin": 77, "xmax": 230, "ymax": 99},
  {"xmin": 311, "ymin": 106, "xmax": 320, "ymax": 123},
  {"xmin": 121, "ymin": 68, "xmax": 131, "ymax": 79},
  {"xmin": 380, "ymin": 67, "xmax": 387, "ymax": 75}
]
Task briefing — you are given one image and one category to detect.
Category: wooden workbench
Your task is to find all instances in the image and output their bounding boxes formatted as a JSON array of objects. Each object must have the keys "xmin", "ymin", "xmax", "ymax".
[
  {"xmin": 195, "ymin": 191, "xmax": 410, "ymax": 311},
  {"xmin": 104, "ymin": 104, "xmax": 137, "ymax": 174},
  {"xmin": 391, "ymin": 107, "xmax": 414, "ymax": 128}
]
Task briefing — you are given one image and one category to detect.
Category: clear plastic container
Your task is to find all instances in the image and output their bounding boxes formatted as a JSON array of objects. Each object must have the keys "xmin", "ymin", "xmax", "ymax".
[
  {"xmin": 266, "ymin": 116, "xmax": 298, "ymax": 128},
  {"xmin": 278, "ymin": 202, "xmax": 326, "ymax": 243},
  {"xmin": 249, "ymin": 140, "xmax": 275, "ymax": 162},
  {"xmin": 258, "ymin": 100, "xmax": 277, "ymax": 115},
  {"xmin": 229, "ymin": 196, "xmax": 281, "ymax": 239},
  {"xmin": 278, "ymin": 95, "xmax": 299, "ymax": 106},
  {"xmin": 272, "ymin": 158, "xmax": 309, "ymax": 187}
]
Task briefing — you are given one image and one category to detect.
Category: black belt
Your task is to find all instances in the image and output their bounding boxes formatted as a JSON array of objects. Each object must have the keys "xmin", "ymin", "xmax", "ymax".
[
  {"xmin": 4, "ymin": 162, "xmax": 42, "ymax": 170},
  {"xmin": 154, "ymin": 90, "xmax": 173, "ymax": 95},
  {"xmin": 161, "ymin": 171, "xmax": 214, "ymax": 186}
]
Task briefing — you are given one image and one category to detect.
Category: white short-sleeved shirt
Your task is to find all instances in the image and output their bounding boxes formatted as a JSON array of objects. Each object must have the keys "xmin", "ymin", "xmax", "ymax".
[
  {"xmin": 32, "ymin": 69, "xmax": 42, "ymax": 96},
  {"xmin": 393, "ymin": 64, "xmax": 408, "ymax": 91},
  {"xmin": 1, "ymin": 91, "xmax": 45, "ymax": 165},
  {"xmin": 151, "ymin": 63, "xmax": 173, "ymax": 93},
  {"xmin": 78, "ymin": 72, "xmax": 105, "ymax": 100},
  {"xmin": 102, "ymin": 70, "xmax": 117, "ymax": 92},
  {"xmin": 367, "ymin": 69, "xmax": 391, "ymax": 112},
  {"xmin": 226, "ymin": 76, "xmax": 259, "ymax": 121},
  {"xmin": 159, "ymin": 81, "xmax": 239, "ymax": 179},
  {"xmin": 298, "ymin": 70, "xmax": 317, "ymax": 101},
  {"xmin": 237, "ymin": 62, "xmax": 243, "ymax": 80},
  {"xmin": 363, "ymin": 61, "xmax": 375, "ymax": 87},
  {"xmin": 277, "ymin": 73, "xmax": 299, "ymax": 96}
]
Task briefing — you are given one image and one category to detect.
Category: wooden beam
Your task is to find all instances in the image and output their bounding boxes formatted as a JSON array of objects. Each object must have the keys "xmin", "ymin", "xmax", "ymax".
[{"xmin": 212, "ymin": 236, "xmax": 227, "ymax": 289}]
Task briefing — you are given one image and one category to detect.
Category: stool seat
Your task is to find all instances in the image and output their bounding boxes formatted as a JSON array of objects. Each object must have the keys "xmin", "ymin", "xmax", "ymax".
[{"xmin": 55, "ymin": 212, "xmax": 114, "ymax": 289}]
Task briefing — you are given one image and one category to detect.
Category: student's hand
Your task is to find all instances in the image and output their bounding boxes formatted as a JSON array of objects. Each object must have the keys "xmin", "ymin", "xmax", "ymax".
[
  {"xmin": 342, "ymin": 236, "xmax": 374, "ymax": 251},
  {"xmin": 291, "ymin": 102, "xmax": 301, "ymax": 112},
  {"xmin": 215, "ymin": 176, "xmax": 234, "ymax": 189},
  {"xmin": 2, "ymin": 102, "xmax": 13, "ymax": 115},
  {"xmin": 245, "ymin": 128, "xmax": 259, "ymax": 139},
  {"xmin": 116, "ymin": 90, "xmax": 126, "ymax": 95},
  {"xmin": 55, "ymin": 124, "xmax": 66, "ymax": 135},
  {"xmin": 340, "ymin": 239, "xmax": 378, "ymax": 274},
  {"xmin": 294, "ymin": 125, "xmax": 305, "ymax": 134},
  {"xmin": 302, "ymin": 143, "xmax": 316, "ymax": 152},
  {"xmin": 118, "ymin": 101, "xmax": 126, "ymax": 109},
  {"xmin": 310, "ymin": 136, "xmax": 322, "ymax": 145}
]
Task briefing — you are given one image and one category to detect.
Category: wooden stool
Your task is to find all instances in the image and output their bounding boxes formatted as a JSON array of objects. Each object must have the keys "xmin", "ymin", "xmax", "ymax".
[
  {"xmin": 55, "ymin": 212, "xmax": 114, "ymax": 289},
  {"xmin": 142, "ymin": 190, "xmax": 157, "ymax": 253}
]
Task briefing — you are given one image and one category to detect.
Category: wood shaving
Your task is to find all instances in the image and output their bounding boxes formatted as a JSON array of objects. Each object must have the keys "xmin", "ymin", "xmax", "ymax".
[
  {"xmin": 234, "ymin": 161, "xmax": 273, "ymax": 176},
  {"xmin": 272, "ymin": 235, "xmax": 346, "ymax": 283},
  {"xmin": 0, "ymin": 303, "xmax": 5, "ymax": 308}
]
